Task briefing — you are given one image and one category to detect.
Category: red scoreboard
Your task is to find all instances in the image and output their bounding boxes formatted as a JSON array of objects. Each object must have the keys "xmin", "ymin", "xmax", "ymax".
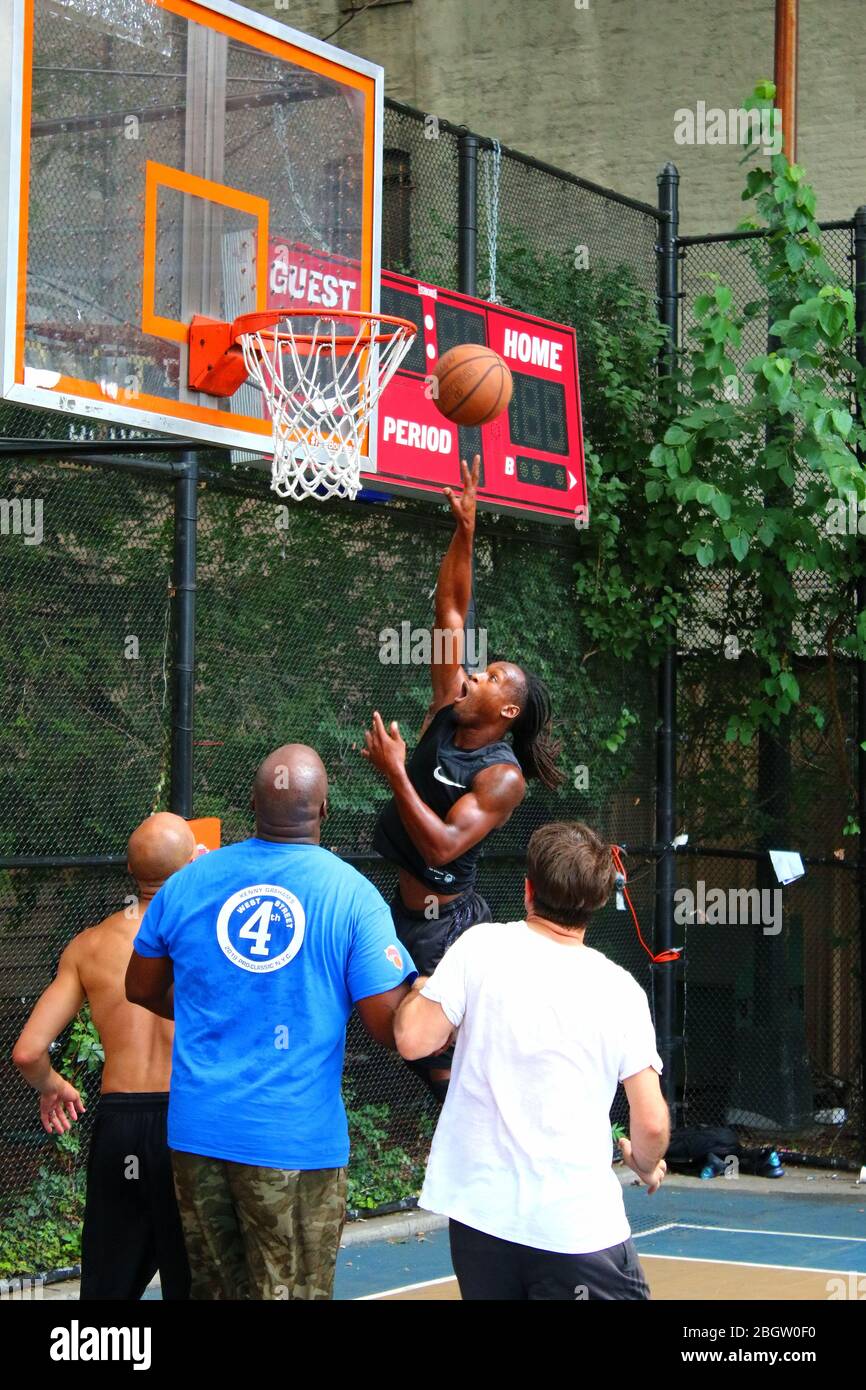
[
  {"xmin": 370, "ymin": 272, "xmax": 587, "ymax": 526},
  {"xmin": 267, "ymin": 244, "xmax": 587, "ymax": 525}
]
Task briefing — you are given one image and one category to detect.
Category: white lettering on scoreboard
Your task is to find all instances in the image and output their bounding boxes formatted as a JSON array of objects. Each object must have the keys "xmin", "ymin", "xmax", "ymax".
[
  {"xmin": 383, "ymin": 417, "xmax": 453, "ymax": 453},
  {"xmin": 269, "ymin": 260, "xmax": 357, "ymax": 310},
  {"xmin": 502, "ymin": 328, "xmax": 562, "ymax": 371}
]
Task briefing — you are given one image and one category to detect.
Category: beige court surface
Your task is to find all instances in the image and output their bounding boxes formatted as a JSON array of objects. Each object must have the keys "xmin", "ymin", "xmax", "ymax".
[{"xmin": 371, "ymin": 1258, "xmax": 844, "ymax": 1300}]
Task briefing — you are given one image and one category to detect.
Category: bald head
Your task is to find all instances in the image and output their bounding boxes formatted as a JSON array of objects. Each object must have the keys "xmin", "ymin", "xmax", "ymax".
[
  {"xmin": 253, "ymin": 744, "xmax": 328, "ymax": 843},
  {"xmin": 127, "ymin": 812, "xmax": 196, "ymax": 894}
]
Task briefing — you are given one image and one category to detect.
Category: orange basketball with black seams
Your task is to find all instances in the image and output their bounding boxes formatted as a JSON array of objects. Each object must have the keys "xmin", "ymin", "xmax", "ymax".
[{"xmin": 432, "ymin": 344, "xmax": 513, "ymax": 427}]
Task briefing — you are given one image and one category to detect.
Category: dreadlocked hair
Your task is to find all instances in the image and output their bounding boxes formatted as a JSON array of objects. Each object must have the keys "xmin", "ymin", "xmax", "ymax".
[{"xmin": 509, "ymin": 669, "xmax": 564, "ymax": 791}]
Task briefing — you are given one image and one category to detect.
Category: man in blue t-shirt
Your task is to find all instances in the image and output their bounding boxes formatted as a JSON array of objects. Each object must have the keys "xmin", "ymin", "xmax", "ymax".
[{"xmin": 125, "ymin": 743, "xmax": 417, "ymax": 1301}]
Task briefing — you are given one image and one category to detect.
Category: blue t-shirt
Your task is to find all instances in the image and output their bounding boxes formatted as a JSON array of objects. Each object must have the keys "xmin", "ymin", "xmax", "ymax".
[{"xmin": 133, "ymin": 838, "xmax": 416, "ymax": 1169}]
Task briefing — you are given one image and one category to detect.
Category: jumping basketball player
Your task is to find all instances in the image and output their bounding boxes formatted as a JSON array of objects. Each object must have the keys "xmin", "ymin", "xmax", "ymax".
[{"xmin": 362, "ymin": 457, "xmax": 563, "ymax": 1101}]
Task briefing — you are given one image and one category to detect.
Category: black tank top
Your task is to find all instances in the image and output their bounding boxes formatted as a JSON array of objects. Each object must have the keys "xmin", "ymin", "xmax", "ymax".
[{"xmin": 372, "ymin": 703, "xmax": 522, "ymax": 893}]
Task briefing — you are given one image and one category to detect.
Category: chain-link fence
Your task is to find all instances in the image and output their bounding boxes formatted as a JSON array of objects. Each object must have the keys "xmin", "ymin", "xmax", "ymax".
[
  {"xmin": 676, "ymin": 221, "xmax": 862, "ymax": 1161},
  {"xmin": 1, "ymin": 95, "xmax": 864, "ymax": 1280}
]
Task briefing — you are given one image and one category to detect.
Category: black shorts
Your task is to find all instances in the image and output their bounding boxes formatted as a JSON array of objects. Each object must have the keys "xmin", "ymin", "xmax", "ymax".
[
  {"xmin": 449, "ymin": 1220, "xmax": 651, "ymax": 1301},
  {"xmin": 80, "ymin": 1092, "xmax": 190, "ymax": 1301},
  {"xmin": 389, "ymin": 887, "xmax": 492, "ymax": 975},
  {"xmin": 389, "ymin": 888, "xmax": 491, "ymax": 1071}
]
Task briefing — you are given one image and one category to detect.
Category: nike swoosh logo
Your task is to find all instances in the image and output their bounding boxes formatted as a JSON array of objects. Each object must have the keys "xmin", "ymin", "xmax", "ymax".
[{"xmin": 433, "ymin": 765, "xmax": 466, "ymax": 789}]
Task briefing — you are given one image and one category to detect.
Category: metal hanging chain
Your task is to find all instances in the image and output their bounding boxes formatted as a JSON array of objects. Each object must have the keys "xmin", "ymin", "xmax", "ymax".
[{"xmin": 484, "ymin": 138, "xmax": 502, "ymax": 303}]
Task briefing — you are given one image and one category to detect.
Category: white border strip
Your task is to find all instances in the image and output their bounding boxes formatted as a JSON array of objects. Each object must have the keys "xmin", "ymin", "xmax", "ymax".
[
  {"xmin": 673, "ymin": 1221, "xmax": 866, "ymax": 1244},
  {"xmin": 640, "ymin": 1252, "xmax": 866, "ymax": 1276},
  {"xmin": 357, "ymin": 1275, "xmax": 457, "ymax": 1301}
]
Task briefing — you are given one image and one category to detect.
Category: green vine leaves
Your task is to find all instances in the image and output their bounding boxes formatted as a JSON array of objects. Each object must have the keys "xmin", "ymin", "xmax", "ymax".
[{"xmin": 639, "ymin": 83, "xmax": 866, "ymax": 745}]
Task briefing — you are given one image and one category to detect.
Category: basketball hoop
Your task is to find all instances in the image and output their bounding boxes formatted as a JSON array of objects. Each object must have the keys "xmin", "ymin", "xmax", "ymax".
[{"xmin": 188, "ymin": 309, "xmax": 416, "ymax": 502}]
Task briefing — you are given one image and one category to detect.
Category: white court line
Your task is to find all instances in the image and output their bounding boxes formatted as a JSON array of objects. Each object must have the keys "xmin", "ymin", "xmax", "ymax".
[
  {"xmin": 639, "ymin": 1252, "xmax": 866, "ymax": 1276},
  {"xmin": 671, "ymin": 1222, "xmax": 866, "ymax": 1244},
  {"xmin": 357, "ymin": 1275, "xmax": 457, "ymax": 1300}
]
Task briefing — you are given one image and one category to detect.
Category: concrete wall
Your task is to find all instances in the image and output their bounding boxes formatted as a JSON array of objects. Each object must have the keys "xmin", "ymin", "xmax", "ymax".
[{"xmin": 242, "ymin": 0, "xmax": 866, "ymax": 235}]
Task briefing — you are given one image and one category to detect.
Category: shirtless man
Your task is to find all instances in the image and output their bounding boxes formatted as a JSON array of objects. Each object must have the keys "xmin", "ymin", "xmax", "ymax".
[{"xmin": 12, "ymin": 812, "xmax": 196, "ymax": 1300}]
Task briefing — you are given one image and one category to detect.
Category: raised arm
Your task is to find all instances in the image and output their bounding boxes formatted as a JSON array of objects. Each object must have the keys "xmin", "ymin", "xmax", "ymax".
[{"xmin": 424, "ymin": 456, "xmax": 480, "ymax": 732}]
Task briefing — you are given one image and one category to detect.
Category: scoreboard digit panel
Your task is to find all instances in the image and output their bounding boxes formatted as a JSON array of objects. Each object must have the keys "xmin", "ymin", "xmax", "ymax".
[{"xmin": 369, "ymin": 272, "xmax": 587, "ymax": 525}]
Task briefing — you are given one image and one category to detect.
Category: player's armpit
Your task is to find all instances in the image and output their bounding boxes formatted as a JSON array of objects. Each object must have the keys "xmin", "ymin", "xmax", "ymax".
[
  {"xmin": 425, "ymin": 623, "xmax": 469, "ymax": 733},
  {"xmin": 419, "ymin": 673, "xmax": 466, "ymax": 737}
]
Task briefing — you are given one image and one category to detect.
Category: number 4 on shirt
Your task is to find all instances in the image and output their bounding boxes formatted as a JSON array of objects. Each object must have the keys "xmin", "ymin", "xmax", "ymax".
[{"xmin": 239, "ymin": 901, "xmax": 275, "ymax": 957}]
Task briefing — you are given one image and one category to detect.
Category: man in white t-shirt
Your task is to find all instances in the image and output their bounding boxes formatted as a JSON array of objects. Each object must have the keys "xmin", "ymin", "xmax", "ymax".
[{"xmin": 394, "ymin": 819, "xmax": 669, "ymax": 1300}]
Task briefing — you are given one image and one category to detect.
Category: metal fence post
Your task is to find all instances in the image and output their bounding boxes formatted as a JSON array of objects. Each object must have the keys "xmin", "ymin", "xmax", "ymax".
[
  {"xmin": 655, "ymin": 162, "xmax": 680, "ymax": 1114},
  {"xmin": 457, "ymin": 130, "xmax": 479, "ymax": 297},
  {"xmin": 854, "ymin": 205, "xmax": 866, "ymax": 1152},
  {"xmin": 170, "ymin": 450, "xmax": 198, "ymax": 817},
  {"xmin": 457, "ymin": 128, "xmax": 480, "ymax": 658}
]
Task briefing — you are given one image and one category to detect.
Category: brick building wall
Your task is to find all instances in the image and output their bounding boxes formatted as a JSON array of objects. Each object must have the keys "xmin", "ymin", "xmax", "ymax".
[{"xmin": 243, "ymin": 0, "xmax": 866, "ymax": 233}]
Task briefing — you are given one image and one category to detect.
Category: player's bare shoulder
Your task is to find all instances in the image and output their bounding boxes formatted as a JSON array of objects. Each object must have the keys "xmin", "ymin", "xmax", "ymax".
[
  {"xmin": 473, "ymin": 760, "xmax": 526, "ymax": 810},
  {"xmin": 75, "ymin": 908, "xmax": 140, "ymax": 975}
]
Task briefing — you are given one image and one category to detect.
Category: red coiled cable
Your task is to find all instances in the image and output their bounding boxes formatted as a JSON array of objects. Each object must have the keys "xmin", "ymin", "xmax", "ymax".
[{"xmin": 611, "ymin": 845, "xmax": 682, "ymax": 964}]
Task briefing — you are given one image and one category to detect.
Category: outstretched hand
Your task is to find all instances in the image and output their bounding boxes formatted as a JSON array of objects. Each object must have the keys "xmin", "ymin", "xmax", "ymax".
[
  {"xmin": 361, "ymin": 711, "xmax": 408, "ymax": 782},
  {"xmin": 443, "ymin": 455, "xmax": 480, "ymax": 531}
]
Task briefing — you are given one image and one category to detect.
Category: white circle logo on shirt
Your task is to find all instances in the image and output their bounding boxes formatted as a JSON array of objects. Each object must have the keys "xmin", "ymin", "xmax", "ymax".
[{"xmin": 216, "ymin": 884, "xmax": 305, "ymax": 973}]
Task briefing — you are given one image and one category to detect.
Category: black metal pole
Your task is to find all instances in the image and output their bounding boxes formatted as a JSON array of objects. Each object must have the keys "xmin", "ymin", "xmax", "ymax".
[
  {"xmin": 854, "ymin": 205, "xmax": 866, "ymax": 1155},
  {"xmin": 655, "ymin": 163, "xmax": 680, "ymax": 1114},
  {"xmin": 170, "ymin": 451, "xmax": 198, "ymax": 817},
  {"xmin": 457, "ymin": 129, "xmax": 480, "ymax": 666},
  {"xmin": 458, "ymin": 130, "xmax": 480, "ymax": 298}
]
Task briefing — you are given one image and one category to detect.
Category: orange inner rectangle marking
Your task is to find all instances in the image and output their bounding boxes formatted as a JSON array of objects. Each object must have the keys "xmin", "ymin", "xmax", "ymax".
[{"xmin": 141, "ymin": 161, "xmax": 270, "ymax": 344}]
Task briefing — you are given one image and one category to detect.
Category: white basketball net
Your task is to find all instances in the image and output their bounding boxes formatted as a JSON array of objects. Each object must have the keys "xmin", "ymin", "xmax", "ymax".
[{"xmin": 239, "ymin": 314, "xmax": 416, "ymax": 501}]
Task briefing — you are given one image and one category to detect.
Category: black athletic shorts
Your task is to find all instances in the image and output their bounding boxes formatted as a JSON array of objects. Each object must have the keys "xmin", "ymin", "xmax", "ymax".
[
  {"xmin": 449, "ymin": 1219, "xmax": 651, "ymax": 1301},
  {"xmin": 389, "ymin": 887, "xmax": 492, "ymax": 975},
  {"xmin": 80, "ymin": 1092, "xmax": 190, "ymax": 1301},
  {"xmin": 389, "ymin": 888, "xmax": 491, "ymax": 1071}
]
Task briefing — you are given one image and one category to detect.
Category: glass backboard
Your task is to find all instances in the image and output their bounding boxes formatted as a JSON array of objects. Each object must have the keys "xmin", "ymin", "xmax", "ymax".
[{"xmin": 0, "ymin": 0, "xmax": 383, "ymax": 454}]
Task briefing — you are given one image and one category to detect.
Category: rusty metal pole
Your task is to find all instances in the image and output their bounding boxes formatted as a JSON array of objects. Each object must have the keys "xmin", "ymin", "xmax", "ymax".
[{"xmin": 774, "ymin": 0, "xmax": 799, "ymax": 161}]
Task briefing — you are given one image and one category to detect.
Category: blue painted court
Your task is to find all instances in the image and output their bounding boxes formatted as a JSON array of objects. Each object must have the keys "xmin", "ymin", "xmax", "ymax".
[{"xmin": 336, "ymin": 1187, "xmax": 866, "ymax": 1300}]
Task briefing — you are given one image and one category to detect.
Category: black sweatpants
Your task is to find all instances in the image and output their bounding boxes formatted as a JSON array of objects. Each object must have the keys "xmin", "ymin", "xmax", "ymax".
[
  {"xmin": 449, "ymin": 1219, "xmax": 651, "ymax": 1301},
  {"xmin": 80, "ymin": 1092, "xmax": 190, "ymax": 1301}
]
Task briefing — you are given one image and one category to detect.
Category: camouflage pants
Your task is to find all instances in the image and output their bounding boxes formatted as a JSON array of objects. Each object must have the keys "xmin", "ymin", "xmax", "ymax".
[{"xmin": 171, "ymin": 1150, "xmax": 347, "ymax": 1301}]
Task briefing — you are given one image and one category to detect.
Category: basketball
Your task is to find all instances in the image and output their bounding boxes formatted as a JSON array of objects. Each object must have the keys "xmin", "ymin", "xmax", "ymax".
[{"xmin": 432, "ymin": 344, "xmax": 513, "ymax": 427}]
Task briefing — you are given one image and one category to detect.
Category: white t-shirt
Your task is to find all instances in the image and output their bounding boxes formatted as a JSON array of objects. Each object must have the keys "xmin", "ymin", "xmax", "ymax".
[{"xmin": 418, "ymin": 920, "xmax": 663, "ymax": 1254}]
